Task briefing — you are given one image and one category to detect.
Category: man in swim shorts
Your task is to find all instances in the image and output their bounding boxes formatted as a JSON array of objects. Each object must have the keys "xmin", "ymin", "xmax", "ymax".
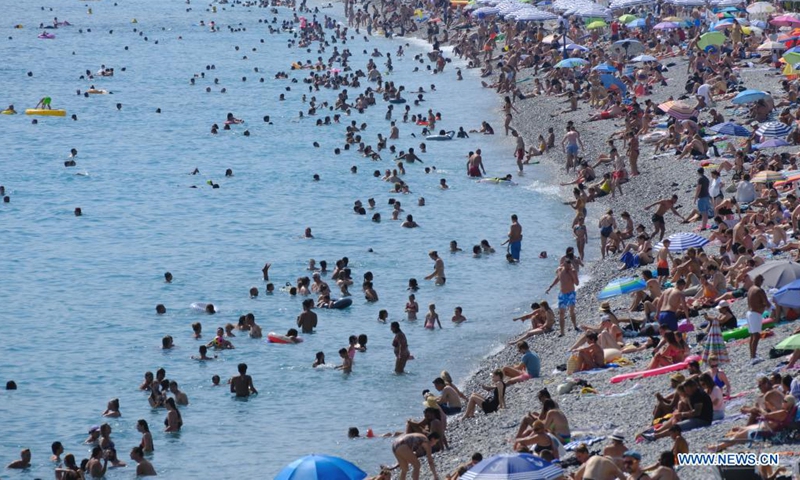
[
  {"xmin": 466, "ymin": 150, "xmax": 485, "ymax": 178},
  {"xmin": 655, "ymin": 239, "xmax": 672, "ymax": 284},
  {"xmin": 546, "ymin": 260, "xmax": 579, "ymax": 336},
  {"xmin": 561, "ymin": 126, "xmax": 583, "ymax": 172},
  {"xmin": 644, "ymin": 194, "xmax": 684, "ymax": 241},
  {"xmin": 746, "ymin": 274, "xmax": 769, "ymax": 364},
  {"xmin": 655, "ymin": 278, "xmax": 688, "ymax": 332},
  {"xmin": 35, "ymin": 96, "xmax": 52, "ymax": 110},
  {"xmin": 505, "ymin": 214, "xmax": 523, "ymax": 261}
]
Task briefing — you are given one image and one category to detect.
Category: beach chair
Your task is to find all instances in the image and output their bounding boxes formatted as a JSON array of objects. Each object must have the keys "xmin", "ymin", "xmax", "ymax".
[{"xmin": 713, "ymin": 465, "xmax": 761, "ymax": 480}]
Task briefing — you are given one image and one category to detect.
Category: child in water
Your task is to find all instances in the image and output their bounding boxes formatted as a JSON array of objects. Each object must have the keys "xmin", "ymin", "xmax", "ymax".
[
  {"xmin": 312, "ymin": 352, "xmax": 325, "ymax": 368},
  {"xmin": 425, "ymin": 304, "xmax": 442, "ymax": 330},
  {"xmin": 406, "ymin": 294, "xmax": 418, "ymax": 321}
]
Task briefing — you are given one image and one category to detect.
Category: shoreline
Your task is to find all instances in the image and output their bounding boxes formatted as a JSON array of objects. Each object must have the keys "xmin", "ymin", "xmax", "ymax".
[{"xmin": 395, "ymin": 18, "xmax": 800, "ymax": 480}]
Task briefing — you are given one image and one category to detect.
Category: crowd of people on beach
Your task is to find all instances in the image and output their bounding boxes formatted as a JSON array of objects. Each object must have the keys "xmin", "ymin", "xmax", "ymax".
[{"xmin": 7, "ymin": 0, "xmax": 800, "ymax": 477}]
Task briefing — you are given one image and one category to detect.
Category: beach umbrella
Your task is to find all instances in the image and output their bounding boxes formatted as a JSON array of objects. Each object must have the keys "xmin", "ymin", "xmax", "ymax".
[
  {"xmin": 755, "ymin": 138, "xmax": 791, "ymax": 149},
  {"xmin": 748, "ymin": 260, "xmax": 800, "ymax": 289},
  {"xmin": 708, "ymin": 122, "xmax": 751, "ymax": 137},
  {"xmin": 654, "ymin": 232, "xmax": 709, "ymax": 252},
  {"xmin": 593, "ymin": 62, "xmax": 618, "ymax": 73},
  {"xmin": 461, "ymin": 453, "xmax": 564, "ymax": 480},
  {"xmin": 775, "ymin": 334, "xmax": 800, "ymax": 350},
  {"xmin": 654, "ymin": 21, "xmax": 679, "ymax": 29},
  {"xmin": 751, "ymin": 170, "xmax": 785, "ymax": 183},
  {"xmin": 276, "ymin": 455, "xmax": 367, "ymax": 480},
  {"xmin": 771, "ymin": 15, "xmax": 800, "ymax": 27},
  {"xmin": 565, "ymin": 43, "xmax": 590, "ymax": 51},
  {"xmin": 747, "ymin": 2, "xmax": 775, "ymax": 14},
  {"xmin": 555, "ymin": 58, "xmax": 588, "ymax": 68},
  {"xmin": 627, "ymin": 18, "xmax": 647, "ymax": 28},
  {"xmin": 772, "ymin": 279, "xmax": 800, "ymax": 309},
  {"xmin": 618, "ymin": 14, "xmax": 638, "ymax": 23},
  {"xmin": 711, "ymin": 19, "xmax": 735, "ymax": 31},
  {"xmin": 658, "ymin": 100, "xmax": 698, "ymax": 120},
  {"xmin": 758, "ymin": 40, "xmax": 788, "ymax": 52},
  {"xmin": 731, "ymin": 89, "xmax": 770, "ymax": 104},
  {"xmin": 742, "ymin": 26, "xmax": 763, "ymax": 36},
  {"xmin": 587, "ymin": 20, "xmax": 607, "ymax": 29},
  {"xmin": 600, "ymin": 74, "xmax": 627, "ymax": 93},
  {"xmin": 597, "ymin": 277, "xmax": 647, "ymax": 300},
  {"xmin": 631, "ymin": 54, "xmax": 657, "ymax": 62},
  {"xmin": 698, "ymin": 32, "xmax": 726, "ymax": 50},
  {"xmin": 785, "ymin": 51, "xmax": 800, "ymax": 65},
  {"xmin": 756, "ymin": 121, "xmax": 793, "ymax": 138},
  {"xmin": 513, "ymin": 9, "xmax": 558, "ymax": 20}
]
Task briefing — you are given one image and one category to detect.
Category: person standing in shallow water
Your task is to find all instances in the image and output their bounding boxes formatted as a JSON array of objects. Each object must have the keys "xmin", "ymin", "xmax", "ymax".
[
  {"xmin": 230, "ymin": 363, "xmax": 257, "ymax": 397},
  {"xmin": 424, "ymin": 251, "xmax": 445, "ymax": 285},
  {"xmin": 391, "ymin": 322, "xmax": 410, "ymax": 374},
  {"xmin": 503, "ymin": 214, "xmax": 522, "ymax": 261}
]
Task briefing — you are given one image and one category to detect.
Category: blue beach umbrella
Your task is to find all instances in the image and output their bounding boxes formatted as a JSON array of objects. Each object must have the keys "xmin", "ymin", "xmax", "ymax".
[
  {"xmin": 708, "ymin": 121, "xmax": 751, "ymax": 137},
  {"xmin": 654, "ymin": 232, "xmax": 709, "ymax": 252},
  {"xmin": 600, "ymin": 73, "xmax": 627, "ymax": 94},
  {"xmin": 461, "ymin": 454, "xmax": 564, "ymax": 480},
  {"xmin": 555, "ymin": 58, "xmax": 588, "ymax": 68},
  {"xmin": 731, "ymin": 89, "xmax": 770, "ymax": 105},
  {"xmin": 593, "ymin": 62, "xmax": 617, "ymax": 73},
  {"xmin": 773, "ymin": 279, "xmax": 800, "ymax": 308},
  {"xmin": 276, "ymin": 455, "xmax": 367, "ymax": 480},
  {"xmin": 597, "ymin": 278, "xmax": 647, "ymax": 300},
  {"xmin": 755, "ymin": 138, "xmax": 791, "ymax": 149},
  {"xmin": 627, "ymin": 18, "xmax": 647, "ymax": 28}
]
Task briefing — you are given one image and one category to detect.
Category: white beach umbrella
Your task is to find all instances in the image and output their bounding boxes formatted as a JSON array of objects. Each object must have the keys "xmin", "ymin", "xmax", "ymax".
[{"xmin": 747, "ymin": 2, "xmax": 775, "ymax": 14}]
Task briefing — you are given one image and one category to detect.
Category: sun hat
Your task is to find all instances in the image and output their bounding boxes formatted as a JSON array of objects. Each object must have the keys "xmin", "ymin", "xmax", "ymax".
[
  {"xmin": 715, "ymin": 301, "xmax": 730, "ymax": 310},
  {"xmin": 623, "ymin": 451, "xmax": 642, "ymax": 461},
  {"xmin": 669, "ymin": 373, "xmax": 686, "ymax": 383},
  {"xmin": 610, "ymin": 433, "xmax": 625, "ymax": 442},
  {"xmin": 599, "ymin": 301, "xmax": 612, "ymax": 312}
]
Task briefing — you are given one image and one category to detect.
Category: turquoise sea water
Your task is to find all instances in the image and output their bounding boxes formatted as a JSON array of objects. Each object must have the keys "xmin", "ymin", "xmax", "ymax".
[{"xmin": 0, "ymin": 1, "xmax": 574, "ymax": 477}]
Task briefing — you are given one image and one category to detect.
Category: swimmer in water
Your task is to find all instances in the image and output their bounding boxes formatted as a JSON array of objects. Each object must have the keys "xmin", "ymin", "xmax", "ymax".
[
  {"xmin": 304, "ymin": 227, "xmax": 314, "ymax": 238},
  {"xmin": 313, "ymin": 351, "xmax": 325, "ymax": 368},
  {"xmin": 192, "ymin": 345, "xmax": 215, "ymax": 361},
  {"xmin": 335, "ymin": 347, "xmax": 353, "ymax": 373}
]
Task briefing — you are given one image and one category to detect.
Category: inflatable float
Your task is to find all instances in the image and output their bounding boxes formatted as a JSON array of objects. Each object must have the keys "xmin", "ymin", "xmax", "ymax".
[
  {"xmin": 389, "ymin": 98, "xmax": 407, "ymax": 104},
  {"xmin": 722, "ymin": 317, "xmax": 776, "ymax": 341},
  {"xmin": 1, "ymin": 110, "xmax": 17, "ymax": 115},
  {"xmin": 323, "ymin": 298, "xmax": 352, "ymax": 309},
  {"xmin": 426, "ymin": 131, "xmax": 455, "ymax": 141},
  {"xmin": 38, "ymin": 32, "xmax": 55, "ymax": 39},
  {"xmin": 267, "ymin": 332, "xmax": 303, "ymax": 344},
  {"xmin": 87, "ymin": 89, "xmax": 108, "ymax": 95},
  {"xmin": 610, "ymin": 354, "xmax": 701, "ymax": 384},
  {"xmin": 416, "ymin": 120, "xmax": 429, "ymax": 126},
  {"xmin": 25, "ymin": 109, "xmax": 66, "ymax": 116}
]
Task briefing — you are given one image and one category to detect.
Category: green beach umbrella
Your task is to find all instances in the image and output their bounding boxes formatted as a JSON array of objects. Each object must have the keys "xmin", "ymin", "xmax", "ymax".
[
  {"xmin": 587, "ymin": 20, "xmax": 607, "ymax": 29},
  {"xmin": 698, "ymin": 31, "xmax": 726, "ymax": 50},
  {"xmin": 784, "ymin": 51, "xmax": 800, "ymax": 65},
  {"xmin": 775, "ymin": 333, "xmax": 800, "ymax": 350},
  {"xmin": 618, "ymin": 14, "xmax": 637, "ymax": 24}
]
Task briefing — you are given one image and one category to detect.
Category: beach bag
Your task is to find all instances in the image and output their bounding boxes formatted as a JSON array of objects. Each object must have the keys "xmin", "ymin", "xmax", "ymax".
[
  {"xmin": 566, "ymin": 354, "xmax": 580, "ymax": 375},
  {"xmin": 769, "ymin": 347, "xmax": 793, "ymax": 359}
]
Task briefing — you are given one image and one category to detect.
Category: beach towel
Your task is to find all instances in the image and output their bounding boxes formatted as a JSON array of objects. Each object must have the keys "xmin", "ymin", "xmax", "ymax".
[
  {"xmin": 701, "ymin": 317, "xmax": 729, "ymax": 364},
  {"xmin": 564, "ymin": 435, "xmax": 606, "ymax": 451}
]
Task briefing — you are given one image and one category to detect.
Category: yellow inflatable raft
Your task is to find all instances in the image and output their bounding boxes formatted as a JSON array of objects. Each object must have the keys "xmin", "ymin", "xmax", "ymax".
[{"xmin": 25, "ymin": 109, "xmax": 67, "ymax": 116}]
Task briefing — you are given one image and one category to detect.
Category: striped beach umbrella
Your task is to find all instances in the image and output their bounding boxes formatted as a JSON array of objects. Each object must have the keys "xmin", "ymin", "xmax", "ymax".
[
  {"xmin": 654, "ymin": 232, "xmax": 709, "ymax": 252},
  {"xmin": 461, "ymin": 454, "xmax": 564, "ymax": 480},
  {"xmin": 597, "ymin": 277, "xmax": 647, "ymax": 300},
  {"xmin": 658, "ymin": 100, "xmax": 698, "ymax": 120},
  {"xmin": 708, "ymin": 122, "xmax": 751, "ymax": 137},
  {"xmin": 751, "ymin": 170, "xmax": 785, "ymax": 183},
  {"xmin": 756, "ymin": 121, "xmax": 793, "ymax": 138}
]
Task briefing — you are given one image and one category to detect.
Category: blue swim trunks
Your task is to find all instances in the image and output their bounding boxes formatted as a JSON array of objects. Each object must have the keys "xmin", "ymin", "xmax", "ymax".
[
  {"xmin": 558, "ymin": 291, "xmax": 576, "ymax": 309},
  {"xmin": 657, "ymin": 311, "xmax": 679, "ymax": 331},
  {"xmin": 509, "ymin": 241, "xmax": 521, "ymax": 260},
  {"xmin": 566, "ymin": 144, "xmax": 579, "ymax": 156}
]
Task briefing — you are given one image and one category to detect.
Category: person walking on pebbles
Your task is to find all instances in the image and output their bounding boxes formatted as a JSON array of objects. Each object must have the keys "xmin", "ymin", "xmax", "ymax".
[{"xmin": 546, "ymin": 259, "xmax": 579, "ymax": 336}]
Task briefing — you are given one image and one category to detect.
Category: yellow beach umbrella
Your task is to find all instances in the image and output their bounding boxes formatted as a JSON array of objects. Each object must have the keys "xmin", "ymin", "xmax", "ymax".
[{"xmin": 587, "ymin": 20, "xmax": 607, "ymax": 30}]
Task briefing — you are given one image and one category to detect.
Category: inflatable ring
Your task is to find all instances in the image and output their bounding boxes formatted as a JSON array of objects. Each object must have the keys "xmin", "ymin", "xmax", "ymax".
[{"xmin": 267, "ymin": 332, "xmax": 303, "ymax": 344}]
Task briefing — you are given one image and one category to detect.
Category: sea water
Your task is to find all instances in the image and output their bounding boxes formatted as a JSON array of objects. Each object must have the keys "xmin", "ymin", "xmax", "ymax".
[{"xmin": 0, "ymin": 1, "xmax": 574, "ymax": 477}]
